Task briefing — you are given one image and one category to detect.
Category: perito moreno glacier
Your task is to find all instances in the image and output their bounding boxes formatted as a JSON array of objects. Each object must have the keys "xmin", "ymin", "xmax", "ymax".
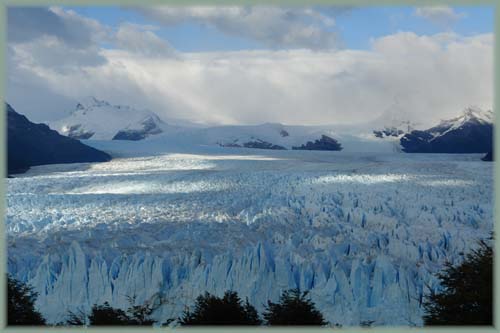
[{"xmin": 6, "ymin": 140, "xmax": 493, "ymax": 326}]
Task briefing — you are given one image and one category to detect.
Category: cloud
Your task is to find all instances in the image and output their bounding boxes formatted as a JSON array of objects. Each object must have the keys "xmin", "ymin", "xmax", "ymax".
[
  {"xmin": 414, "ymin": 6, "xmax": 466, "ymax": 27},
  {"xmin": 6, "ymin": 7, "xmax": 493, "ymax": 127},
  {"xmin": 8, "ymin": 29, "xmax": 493, "ymax": 127},
  {"xmin": 7, "ymin": 7, "xmax": 109, "ymax": 70},
  {"xmin": 7, "ymin": 7, "xmax": 182, "ymax": 73},
  {"xmin": 10, "ymin": 36, "xmax": 106, "ymax": 71},
  {"xmin": 115, "ymin": 23, "xmax": 177, "ymax": 58},
  {"xmin": 7, "ymin": 6, "xmax": 108, "ymax": 48},
  {"xmin": 137, "ymin": 6, "xmax": 341, "ymax": 49}
]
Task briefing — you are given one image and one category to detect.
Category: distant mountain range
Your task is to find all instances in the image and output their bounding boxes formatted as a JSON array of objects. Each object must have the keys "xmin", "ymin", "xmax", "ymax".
[
  {"xmin": 46, "ymin": 98, "xmax": 493, "ymax": 155},
  {"xmin": 50, "ymin": 99, "xmax": 347, "ymax": 151},
  {"xmin": 7, "ymin": 103, "xmax": 111, "ymax": 175},
  {"xmin": 210, "ymin": 123, "xmax": 344, "ymax": 151},
  {"xmin": 400, "ymin": 107, "xmax": 493, "ymax": 153}
]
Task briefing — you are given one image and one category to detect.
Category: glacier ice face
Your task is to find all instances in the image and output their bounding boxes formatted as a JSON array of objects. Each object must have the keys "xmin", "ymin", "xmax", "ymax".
[{"xmin": 6, "ymin": 147, "xmax": 493, "ymax": 326}]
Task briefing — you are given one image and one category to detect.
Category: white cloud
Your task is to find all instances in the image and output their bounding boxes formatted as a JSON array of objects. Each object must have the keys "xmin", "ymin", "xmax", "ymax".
[
  {"xmin": 7, "ymin": 7, "xmax": 109, "ymax": 71},
  {"xmin": 8, "ymin": 30, "xmax": 493, "ymax": 127},
  {"xmin": 137, "ymin": 6, "xmax": 341, "ymax": 49},
  {"xmin": 414, "ymin": 6, "xmax": 466, "ymax": 27},
  {"xmin": 10, "ymin": 35, "xmax": 106, "ymax": 71},
  {"xmin": 115, "ymin": 23, "xmax": 177, "ymax": 58},
  {"xmin": 6, "ymin": 7, "xmax": 493, "ymax": 127}
]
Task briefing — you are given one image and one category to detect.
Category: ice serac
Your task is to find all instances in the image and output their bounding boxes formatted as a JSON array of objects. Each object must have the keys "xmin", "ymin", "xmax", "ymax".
[
  {"xmin": 9, "ymin": 236, "xmax": 435, "ymax": 326},
  {"xmin": 6, "ymin": 103, "xmax": 111, "ymax": 175},
  {"xmin": 49, "ymin": 97, "xmax": 171, "ymax": 141},
  {"xmin": 401, "ymin": 107, "xmax": 493, "ymax": 153}
]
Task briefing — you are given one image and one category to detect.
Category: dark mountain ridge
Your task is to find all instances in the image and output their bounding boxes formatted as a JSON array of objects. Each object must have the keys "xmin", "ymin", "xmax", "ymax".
[
  {"xmin": 7, "ymin": 103, "xmax": 111, "ymax": 175},
  {"xmin": 400, "ymin": 107, "xmax": 493, "ymax": 154}
]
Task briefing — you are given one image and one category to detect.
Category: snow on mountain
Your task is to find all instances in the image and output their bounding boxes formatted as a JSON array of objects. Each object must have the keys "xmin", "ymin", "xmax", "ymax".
[
  {"xmin": 428, "ymin": 106, "xmax": 493, "ymax": 137},
  {"xmin": 140, "ymin": 122, "xmax": 399, "ymax": 153},
  {"xmin": 401, "ymin": 106, "xmax": 493, "ymax": 153},
  {"xmin": 47, "ymin": 97, "xmax": 401, "ymax": 152},
  {"xmin": 370, "ymin": 98, "xmax": 420, "ymax": 140},
  {"xmin": 6, "ymin": 144, "xmax": 493, "ymax": 326},
  {"xmin": 49, "ymin": 97, "xmax": 174, "ymax": 140},
  {"xmin": 198, "ymin": 123, "xmax": 339, "ymax": 150},
  {"xmin": 48, "ymin": 100, "xmax": 492, "ymax": 154}
]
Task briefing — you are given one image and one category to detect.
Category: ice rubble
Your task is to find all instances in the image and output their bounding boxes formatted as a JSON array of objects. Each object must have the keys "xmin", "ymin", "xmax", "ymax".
[{"xmin": 6, "ymin": 146, "xmax": 493, "ymax": 326}]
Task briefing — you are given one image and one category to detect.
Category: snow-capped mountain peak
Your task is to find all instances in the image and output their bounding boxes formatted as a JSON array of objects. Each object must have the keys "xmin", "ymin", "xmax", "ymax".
[
  {"xmin": 437, "ymin": 106, "xmax": 493, "ymax": 129},
  {"xmin": 400, "ymin": 106, "xmax": 493, "ymax": 153},
  {"xmin": 461, "ymin": 106, "xmax": 493, "ymax": 123},
  {"xmin": 50, "ymin": 98, "xmax": 170, "ymax": 141}
]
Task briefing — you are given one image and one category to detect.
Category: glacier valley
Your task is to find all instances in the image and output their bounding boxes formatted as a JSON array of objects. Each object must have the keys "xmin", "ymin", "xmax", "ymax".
[{"xmin": 6, "ymin": 143, "xmax": 493, "ymax": 326}]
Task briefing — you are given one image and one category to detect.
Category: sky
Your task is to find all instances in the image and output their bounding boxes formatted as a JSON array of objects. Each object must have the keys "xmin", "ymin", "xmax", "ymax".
[{"xmin": 6, "ymin": 5, "xmax": 494, "ymax": 127}]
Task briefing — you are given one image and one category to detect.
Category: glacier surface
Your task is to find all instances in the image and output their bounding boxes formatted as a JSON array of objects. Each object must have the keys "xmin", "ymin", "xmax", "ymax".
[{"xmin": 6, "ymin": 143, "xmax": 493, "ymax": 326}]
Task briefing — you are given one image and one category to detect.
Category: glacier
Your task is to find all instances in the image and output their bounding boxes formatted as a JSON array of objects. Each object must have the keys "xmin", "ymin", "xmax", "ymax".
[{"xmin": 6, "ymin": 143, "xmax": 493, "ymax": 326}]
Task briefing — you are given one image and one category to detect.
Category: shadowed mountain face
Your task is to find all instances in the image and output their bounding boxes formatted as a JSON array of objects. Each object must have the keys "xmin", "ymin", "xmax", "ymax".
[
  {"xmin": 400, "ymin": 107, "xmax": 493, "ymax": 154},
  {"xmin": 112, "ymin": 115, "xmax": 164, "ymax": 141},
  {"xmin": 7, "ymin": 103, "xmax": 111, "ymax": 175},
  {"xmin": 292, "ymin": 135, "xmax": 343, "ymax": 151}
]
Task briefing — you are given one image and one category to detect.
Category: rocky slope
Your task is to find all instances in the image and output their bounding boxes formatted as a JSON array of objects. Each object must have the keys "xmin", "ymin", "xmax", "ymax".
[
  {"xmin": 7, "ymin": 103, "xmax": 111, "ymax": 175},
  {"xmin": 400, "ymin": 107, "xmax": 493, "ymax": 153}
]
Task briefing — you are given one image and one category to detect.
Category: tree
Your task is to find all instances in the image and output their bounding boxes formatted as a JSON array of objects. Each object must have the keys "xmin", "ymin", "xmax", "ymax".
[
  {"xmin": 88, "ymin": 302, "xmax": 132, "ymax": 325},
  {"xmin": 263, "ymin": 289, "xmax": 327, "ymax": 326},
  {"xmin": 71, "ymin": 296, "xmax": 157, "ymax": 326},
  {"xmin": 125, "ymin": 295, "xmax": 156, "ymax": 325},
  {"xmin": 63, "ymin": 309, "xmax": 87, "ymax": 326},
  {"xmin": 423, "ymin": 239, "xmax": 493, "ymax": 325},
  {"xmin": 7, "ymin": 275, "xmax": 46, "ymax": 325},
  {"xmin": 179, "ymin": 291, "xmax": 262, "ymax": 325}
]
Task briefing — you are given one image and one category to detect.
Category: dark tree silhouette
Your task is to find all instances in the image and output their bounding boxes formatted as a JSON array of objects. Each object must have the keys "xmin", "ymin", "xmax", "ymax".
[
  {"xmin": 263, "ymin": 289, "xmax": 327, "ymax": 326},
  {"xmin": 60, "ymin": 296, "xmax": 157, "ymax": 326},
  {"xmin": 179, "ymin": 291, "xmax": 262, "ymax": 325},
  {"xmin": 125, "ymin": 295, "xmax": 156, "ymax": 325},
  {"xmin": 63, "ymin": 310, "xmax": 87, "ymax": 326},
  {"xmin": 88, "ymin": 302, "xmax": 132, "ymax": 325},
  {"xmin": 423, "ymin": 240, "xmax": 493, "ymax": 325},
  {"xmin": 7, "ymin": 275, "xmax": 46, "ymax": 325}
]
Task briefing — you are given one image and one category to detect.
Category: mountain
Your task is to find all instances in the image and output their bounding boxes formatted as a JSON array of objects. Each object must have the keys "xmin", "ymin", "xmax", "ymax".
[
  {"xmin": 48, "ymin": 97, "xmax": 410, "ymax": 152},
  {"xmin": 7, "ymin": 103, "xmax": 111, "ymax": 175},
  {"xmin": 220, "ymin": 139, "xmax": 287, "ymax": 150},
  {"xmin": 84, "ymin": 121, "xmax": 398, "ymax": 154},
  {"xmin": 370, "ymin": 98, "xmax": 419, "ymax": 140},
  {"xmin": 49, "ymin": 97, "xmax": 171, "ymax": 141},
  {"xmin": 203, "ymin": 123, "xmax": 345, "ymax": 151},
  {"xmin": 372, "ymin": 120, "xmax": 418, "ymax": 140},
  {"xmin": 292, "ymin": 135, "xmax": 343, "ymax": 151},
  {"xmin": 400, "ymin": 107, "xmax": 493, "ymax": 153},
  {"xmin": 373, "ymin": 127, "xmax": 404, "ymax": 138}
]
